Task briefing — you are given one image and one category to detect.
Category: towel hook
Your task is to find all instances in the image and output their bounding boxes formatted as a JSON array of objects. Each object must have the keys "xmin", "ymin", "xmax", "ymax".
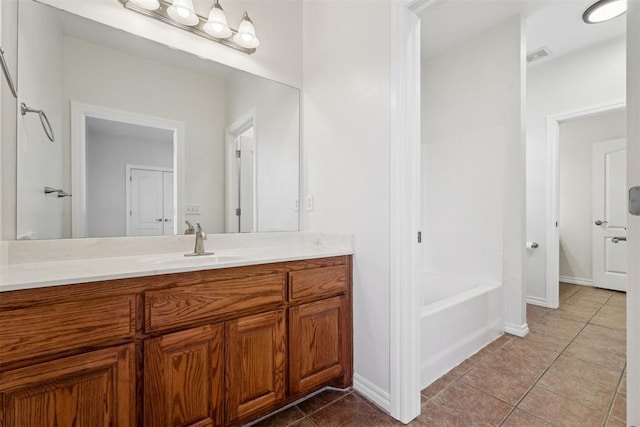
[{"xmin": 21, "ymin": 102, "xmax": 55, "ymax": 142}]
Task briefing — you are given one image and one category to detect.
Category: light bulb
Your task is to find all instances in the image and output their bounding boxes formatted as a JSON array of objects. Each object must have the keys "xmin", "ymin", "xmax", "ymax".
[
  {"xmin": 233, "ymin": 12, "xmax": 259, "ymax": 49},
  {"xmin": 583, "ymin": 0, "xmax": 626, "ymax": 23},
  {"xmin": 204, "ymin": 0, "xmax": 232, "ymax": 38},
  {"xmin": 167, "ymin": 0, "xmax": 199, "ymax": 26},
  {"xmin": 129, "ymin": 0, "xmax": 160, "ymax": 11}
]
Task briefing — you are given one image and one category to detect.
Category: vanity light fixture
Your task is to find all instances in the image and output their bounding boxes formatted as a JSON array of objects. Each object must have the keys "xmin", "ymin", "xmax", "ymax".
[
  {"xmin": 582, "ymin": 0, "xmax": 627, "ymax": 23},
  {"xmin": 119, "ymin": 0, "xmax": 259, "ymax": 54},
  {"xmin": 204, "ymin": 0, "xmax": 232, "ymax": 39},
  {"xmin": 234, "ymin": 12, "xmax": 260, "ymax": 49},
  {"xmin": 167, "ymin": 0, "xmax": 198, "ymax": 26}
]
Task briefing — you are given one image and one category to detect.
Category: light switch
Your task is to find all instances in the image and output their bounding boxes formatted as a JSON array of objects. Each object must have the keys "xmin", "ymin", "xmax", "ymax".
[
  {"xmin": 306, "ymin": 195, "xmax": 314, "ymax": 212},
  {"xmin": 186, "ymin": 204, "xmax": 200, "ymax": 215}
]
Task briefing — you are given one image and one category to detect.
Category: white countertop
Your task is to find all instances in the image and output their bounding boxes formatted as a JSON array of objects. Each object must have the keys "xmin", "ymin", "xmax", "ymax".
[{"xmin": 0, "ymin": 233, "xmax": 353, "ymax": 292}]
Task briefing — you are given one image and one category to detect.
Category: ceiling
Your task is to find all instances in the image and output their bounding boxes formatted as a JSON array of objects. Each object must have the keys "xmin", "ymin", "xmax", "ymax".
[
  {"xmin": 419, "ymin": 0, "xmax": 626, "ymax": 62},
  {"xmin": 87, "ymin": 117, "xmax": 174, "ymax": 143}
]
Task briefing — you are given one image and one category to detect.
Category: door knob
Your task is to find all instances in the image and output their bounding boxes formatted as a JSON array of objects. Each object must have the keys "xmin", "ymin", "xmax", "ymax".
[
  {"xmin": 156, "ymin": 218, "xmax": 162, "ymax": 222},
  {"xmin": 595, "ymin": 220, "xmax": 608, "ymax": 226}
]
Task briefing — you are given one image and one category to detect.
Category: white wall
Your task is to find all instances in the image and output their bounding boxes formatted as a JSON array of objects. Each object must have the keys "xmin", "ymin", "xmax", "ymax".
[
  {"xmin": 86, "ymin": 125, "xmax": 173, "ymax": 238},
  {"xmin": 37, "ymin": 0, "xmax": 302, "ymax": 89},
  {"xmin": 15, "ymin": 0, "xmax": 65, "ymax": 240},
  {"xmin": 558, "ymin": 111, "xmax": 626, "ymax": 283},
  {"xmin": 302, "ymin": 0, "xmax": 392, "ymax": 406},
  {"xmin": 63, "ymin": 36, "xmax": 227, "ymax": 234},
  {"xmin": 422, "ymin": 16, "xmax": 525, "ymax": 334},
  {"xmin": 0, "ymin": 0, "xmax": 17, "ymax": 244},
  {"xmin": 226, "ymin": 72, "xmax": 299, "ymax": 232},
  {"xmin": 525, "ymin": 37, "xmax": 626, "ymax": 303}
]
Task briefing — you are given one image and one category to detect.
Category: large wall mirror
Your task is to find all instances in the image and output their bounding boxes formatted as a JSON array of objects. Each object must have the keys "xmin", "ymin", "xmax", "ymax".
[{"xmin": 15, "ymin": 0, "xmax": 299, "ymax": 240}]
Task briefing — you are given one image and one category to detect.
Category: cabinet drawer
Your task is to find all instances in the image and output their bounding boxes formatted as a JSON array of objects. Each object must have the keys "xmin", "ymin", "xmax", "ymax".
[
  {"xmin": 0, "ymin": 295, "xmax": 136, "ymax": 366},
  {"xmin": 145, "ymin": 273, "xmax": 286, "ymax": 332},
  {"xmin": 288, "ymin": 265, "xmax": 348, "ymax": 301}
]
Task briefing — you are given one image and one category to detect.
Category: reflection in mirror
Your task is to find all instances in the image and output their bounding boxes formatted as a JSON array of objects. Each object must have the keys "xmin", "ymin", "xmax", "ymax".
[{"xmin": 16, "ymin": 0, "xmax": 299, "ymax": 240}]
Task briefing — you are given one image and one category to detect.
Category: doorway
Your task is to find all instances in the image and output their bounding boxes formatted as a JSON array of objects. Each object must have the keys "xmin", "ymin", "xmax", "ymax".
[
  {"xmin": 71, "ymin": 102, "xmax": 185, "ymax": 238},
  {"xmin": 225, "ymin": 112, "xmax": 257, "ymax": 233},
  {"xmin": 546, "ymin": 105, "xmax": 626, "ymax": 303}
]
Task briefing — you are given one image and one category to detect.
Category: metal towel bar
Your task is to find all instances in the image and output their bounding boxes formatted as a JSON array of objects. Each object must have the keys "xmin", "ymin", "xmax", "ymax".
[
  {"xmin": 21, "ymin": 102, "xmax": 55, "ymax": 142},
  {"xmin": 0, "ymin": 47, "xmax": 17, "ymax": 98}
]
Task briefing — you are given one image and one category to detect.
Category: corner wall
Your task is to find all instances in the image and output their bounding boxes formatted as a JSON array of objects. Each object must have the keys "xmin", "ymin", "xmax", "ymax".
[{"xmin": 302, "ymin": 0, "xmax": 392, "ymax": 408}]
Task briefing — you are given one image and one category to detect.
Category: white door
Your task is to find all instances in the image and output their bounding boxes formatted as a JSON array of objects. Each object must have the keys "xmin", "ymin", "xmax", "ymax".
[
  {"xmin": 129, "ymin": 168, "xmax": 174, "ymax": 236},
  {"xmin": 592, "ymin": 138, "xmax": 627, "ymax": 291},
  {"xmin": 239, "ymin": 135, "xmax": 256, "ymax": 233}
]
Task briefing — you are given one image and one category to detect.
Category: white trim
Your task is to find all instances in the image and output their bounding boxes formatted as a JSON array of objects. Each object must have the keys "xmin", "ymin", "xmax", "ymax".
[
  {"xmin": 353, "ymin": 373, "xmax": 391, "ymax": 414},
  {"xmin": 224, "ymin": 109, "xmax": 258, "ymax": 233},
  {"xmin": 545, "ymin": 100, "xmax": 625, "ymax": 310},
  {"xmin": 504, "ymin": 322, "xmax": 529, "ymax": 337},
  {"xmin": 71, "ymin": 102, "xmax": 185, "ymax": 238},
  {"xmin": 559, "ymin": 276, "xmax": 594, "ymax": 287},
  {"xmin": 525, "ymin": 296, "xmax": 548, "ymax": 307},
  {"xmin": 125, "ymin": 164, "xmax": 174, "ymax": 237},
  {"xmin": 389, "ymin": 0, "xmax": 422, "ymax": 423}
]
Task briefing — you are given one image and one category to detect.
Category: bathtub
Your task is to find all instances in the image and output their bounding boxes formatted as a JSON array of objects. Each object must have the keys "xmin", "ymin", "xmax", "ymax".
[{"xmin": 420, "ymin": 272, "xmax": 503, "ymax": 389}]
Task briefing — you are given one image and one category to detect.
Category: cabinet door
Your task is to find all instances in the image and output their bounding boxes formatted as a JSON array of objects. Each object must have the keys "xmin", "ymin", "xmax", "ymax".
[
  {"xmin": 289, "ymin": 296, "xmax": 351, "ymax": 394},
  {"xmin": 144, "ymin": 324, "xmax": 224, "ymax": 427},
  {"xmin": 0, "ymin": 343, "xmax": 135, "ymax": 427},
  {"xmin": 225, "ymin": 310, "xmax": 286, "ymax": 424}
]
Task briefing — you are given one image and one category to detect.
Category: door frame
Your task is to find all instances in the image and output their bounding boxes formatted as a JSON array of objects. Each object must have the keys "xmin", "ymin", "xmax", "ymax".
[
  {"xmin": 70, "ymin": 102, "xmax": 185, "ymax": 238},
  {"xmin": 125, "ymin": 164, "xmax": 174, "ymax": 236},
  {"xmin": 224, "ymin": 108, "xmax": 258, "ymax": 233},
  {"xmin": 545, "ymin": 101, "xmax": 625, "ymax": 308},
  {"xmin": 388, "ymin": 0, "xmax": 423, "ymax": 423}
]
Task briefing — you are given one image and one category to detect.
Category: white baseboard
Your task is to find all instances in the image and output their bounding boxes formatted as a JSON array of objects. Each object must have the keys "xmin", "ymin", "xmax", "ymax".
[
  {"xmin": 353, "ymin": 373, "xmax": 391, "ymax": 414},
  {"xmin": 525, "ymin": 296, "xmax": 548, "ymax": 307},
  {"xmin": 504, "ymin": 322, "xmax": 529, "ymax": 337},
  {"xmin": 559, "ymin": 276, "xmax": 593, "ymax": 287}
]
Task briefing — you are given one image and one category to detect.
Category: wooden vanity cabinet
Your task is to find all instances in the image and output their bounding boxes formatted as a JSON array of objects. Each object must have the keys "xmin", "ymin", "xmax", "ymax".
[
  {"xmin": 0, "ymin": 343, "xmax": 135, "ymax": 427},
  {"xmin": 0, "ymin": 255, "xmax": 352, "ymax": 427},
  {"xmin": 225, "ymin": 310, "xmax": 286, "ymax": 424},
  {"xmin": 144, "ymin": 324, "xmax": 224, "ymax": 427}
]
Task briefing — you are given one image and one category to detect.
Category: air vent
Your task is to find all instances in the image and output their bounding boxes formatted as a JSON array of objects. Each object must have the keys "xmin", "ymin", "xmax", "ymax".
[{"xmin": 526, "ymin": 47, "xmax": 552, "ymax": 63}]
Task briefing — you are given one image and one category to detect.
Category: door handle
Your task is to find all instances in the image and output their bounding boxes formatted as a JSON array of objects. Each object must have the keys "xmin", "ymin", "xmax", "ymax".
[
  {"xmin": 156, "ymin": 218, "xmax": 162, "ymax": 222},
  {"xmin": 612, "ymin": 237, "xmax": 627, "ymax": 243},
  {"xmin": 595, "ymin": 220, "xmax": 608, "ymax": 226}
]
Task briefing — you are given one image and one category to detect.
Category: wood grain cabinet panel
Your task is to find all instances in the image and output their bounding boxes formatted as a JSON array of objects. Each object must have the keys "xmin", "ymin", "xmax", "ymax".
[
  {"xmin": 145, "ymin": 274, "xmax": 285, "ymax": 332},
  {"xmin": 0, "ymin": 343, "xmax": 135, "ymax": 427},
  {"xmin": 289, "ymin": 296, "xmax": 350, "ymax": 394},
  {"xmin": 0, "ymin": 294, "xmax": 136, "ymax": 366},
  {"xmin": 288, "ymin": 265, "xmax": 348, "ymax": 302},
  {"xmin": 144, "ymin": 324, "xmax": 224, "ymax": 427},
  {"xmin": 225, "ymin": 310, "xmax": 286, "ymax": 424}
]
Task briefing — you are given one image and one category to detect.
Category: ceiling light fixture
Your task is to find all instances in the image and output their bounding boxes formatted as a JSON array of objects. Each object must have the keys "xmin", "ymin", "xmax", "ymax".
[
  {"xmin": 119, "ymin": 0, "xmax": 259, "ymax": 54},
  {"xmin": 582, "ymin": 0, "xmax": 627, "ymax": 24}
]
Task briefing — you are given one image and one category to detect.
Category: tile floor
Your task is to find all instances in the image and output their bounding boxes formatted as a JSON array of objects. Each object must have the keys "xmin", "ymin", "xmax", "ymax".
[{"xmin": 253, "ymin": 283, "xmax": 627, "ymax": 426}]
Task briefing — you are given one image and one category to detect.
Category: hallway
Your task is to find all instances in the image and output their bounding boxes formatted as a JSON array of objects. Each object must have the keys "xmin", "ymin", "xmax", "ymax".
[{"xmin": 254, "ymin": 283, "xmax": 627, "ymax": 426}]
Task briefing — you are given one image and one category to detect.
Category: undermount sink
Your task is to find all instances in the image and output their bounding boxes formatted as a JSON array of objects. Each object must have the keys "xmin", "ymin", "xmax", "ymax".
[{"xmin": 150, "ymin": 253, "xmax": 246, "ymax": 265}]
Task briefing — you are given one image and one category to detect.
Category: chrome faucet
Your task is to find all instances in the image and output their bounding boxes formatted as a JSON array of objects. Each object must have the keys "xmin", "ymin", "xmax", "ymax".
[{"xmin": 184, "ymin": 222, "xmax": 214, "ymax": 257}]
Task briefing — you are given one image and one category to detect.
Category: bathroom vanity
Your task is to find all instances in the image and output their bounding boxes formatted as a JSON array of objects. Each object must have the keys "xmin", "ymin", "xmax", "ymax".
[{"xmin": 0, "ymin": 253, "xmax": 352, "ymax": 426}]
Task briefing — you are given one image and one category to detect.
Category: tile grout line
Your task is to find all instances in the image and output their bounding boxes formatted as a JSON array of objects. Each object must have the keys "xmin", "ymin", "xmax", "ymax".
[
  {"xmin": 506, "ymin": 288, "xmax": 617, "ymax": 425},
  {"xmin": 602, "ymin": 362, "xmax": 627, "ymax": 427}
]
